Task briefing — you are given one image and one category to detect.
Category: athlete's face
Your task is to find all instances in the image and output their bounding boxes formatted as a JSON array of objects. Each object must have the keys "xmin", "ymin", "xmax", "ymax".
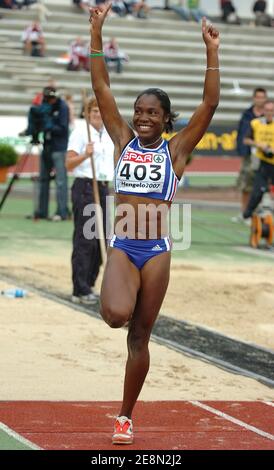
[{"xmin": 133, "ymin": 94, "xmax": 168, "ymax": 143}]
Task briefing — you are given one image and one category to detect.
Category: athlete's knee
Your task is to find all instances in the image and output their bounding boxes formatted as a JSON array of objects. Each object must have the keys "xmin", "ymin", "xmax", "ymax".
[
  {"xmin": 127, "ymin": 328, "xmax": 150, "ymax": 356},
  {"xmin": 100, "ymin": 304, "xmax": 131, "ymax": 329}
]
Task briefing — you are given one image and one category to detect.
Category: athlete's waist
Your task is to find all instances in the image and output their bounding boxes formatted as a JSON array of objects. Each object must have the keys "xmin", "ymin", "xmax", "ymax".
[{"xmin": 110, "ymin": 234, "xmax": 171, "ymax": 245}]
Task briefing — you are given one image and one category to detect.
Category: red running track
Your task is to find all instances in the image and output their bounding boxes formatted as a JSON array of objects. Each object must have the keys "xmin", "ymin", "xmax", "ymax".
[{"xmin": 0, "ymin": 401, "xmax": 273, "ymax": 450}]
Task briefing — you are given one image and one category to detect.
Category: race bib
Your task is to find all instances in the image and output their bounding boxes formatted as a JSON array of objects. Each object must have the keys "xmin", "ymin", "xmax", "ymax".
[{"xmin": 116, "ymin": 150, "xmax": 166, "ymax": 194}]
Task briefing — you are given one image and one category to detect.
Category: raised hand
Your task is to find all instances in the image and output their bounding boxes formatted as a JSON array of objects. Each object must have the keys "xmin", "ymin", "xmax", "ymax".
[
  {"xmin": 89, "ymin": 2, "xmax": 112, "ymax": 31},
  {"xmin": 202, "ymin": 17, "xmax": 220, "ymax": 49}
]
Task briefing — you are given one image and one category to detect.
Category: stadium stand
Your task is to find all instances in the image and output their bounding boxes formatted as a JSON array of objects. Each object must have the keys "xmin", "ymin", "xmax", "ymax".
[{"xmin": 0, "ymin": 2, "xmax": 274, "ymax": 124}]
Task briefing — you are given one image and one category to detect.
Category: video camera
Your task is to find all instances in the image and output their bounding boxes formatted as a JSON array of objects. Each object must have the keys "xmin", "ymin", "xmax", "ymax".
[{"xmin": 27, "ymin": 87, "xmax": 58, "ymax": 144}]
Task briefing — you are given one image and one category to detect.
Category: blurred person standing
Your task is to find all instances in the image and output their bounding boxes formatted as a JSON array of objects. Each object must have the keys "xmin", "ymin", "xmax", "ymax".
[
  {"xmin": 34, "ymin": 86, "xmax": 70, "ymax": 221},
  {"xmin": 66, "ymin": 97, "xmax": 114, "ymax": 305},
  {"xmin": 243, "ymin": 100, "xmax": 274, "ymax": 220},
  {"xmin": 232, "ymin": 87, "xmax": 267, "ymax": 223}
]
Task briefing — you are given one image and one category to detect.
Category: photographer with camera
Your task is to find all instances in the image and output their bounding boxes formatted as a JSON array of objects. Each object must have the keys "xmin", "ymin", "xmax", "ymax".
[
  {"xmin": 243, "ymin": 100, "xmax": 274, "ymax": 220},
  {"xmin": 29, "ymin": 86, "xmax": 70, "ymax": 220}
]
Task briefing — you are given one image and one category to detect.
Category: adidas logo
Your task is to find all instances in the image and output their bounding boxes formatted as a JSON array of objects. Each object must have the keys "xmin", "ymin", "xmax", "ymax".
[{"xmin": 151, "ymin": 244, "xmax": 162, "ymax": 251}]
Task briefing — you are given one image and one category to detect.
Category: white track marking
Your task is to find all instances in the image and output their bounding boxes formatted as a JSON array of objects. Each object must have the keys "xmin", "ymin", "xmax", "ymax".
[
  {"xmin": 264, "ymin": 401, "xmax": 274, "ymax": 408},
  {"xmin": 0, "ymin": 422, "xmax": 42, "ymax": 450},
  {"xmin": 190, "ymin": 401, "xmax": 274, "ymax": 441}
]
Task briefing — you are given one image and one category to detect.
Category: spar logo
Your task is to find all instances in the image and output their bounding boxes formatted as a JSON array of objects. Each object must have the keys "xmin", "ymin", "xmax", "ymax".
[
  {"xmin": 123, "ymin": 151, "xmax": 153, "ymax": 163},
  {"xmin": 154, "ymin": 154, "xmax": 164, "ymax": 164}
]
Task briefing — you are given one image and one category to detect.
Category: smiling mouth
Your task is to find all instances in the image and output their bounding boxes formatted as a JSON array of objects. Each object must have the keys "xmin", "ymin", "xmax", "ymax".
[{"xmin": 138, "ymin": 125, "xmax": 151, "ymax": 130}]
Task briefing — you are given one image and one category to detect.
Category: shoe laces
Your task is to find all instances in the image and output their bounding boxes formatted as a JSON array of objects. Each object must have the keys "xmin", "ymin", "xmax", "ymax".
[{"xmin": 114, "ymin": 416, "xmax": 132, "ymax": 434}]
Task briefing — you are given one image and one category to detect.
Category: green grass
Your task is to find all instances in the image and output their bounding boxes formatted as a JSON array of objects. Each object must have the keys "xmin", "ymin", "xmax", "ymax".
[
  {"xmin": 186, "ymin": 175, "xmax": 237, "ymax": 187},
  {"xmin": 171, "ymin": 205, "xmax": 256, "ymax": 263},
  {"xmin": 0, "ymin": 174, "xmax": 237, "ymax": 191},
  {"xmin": 0, "ymin": 197, "xmax": 72, "ymax": 256},
  {"xmin": 0, "ymin": 429, "xmax": 32, "ymax": 450},
  {"xmin": 0, "ymin": 195, "xmax": 271, "ymax": 264}
]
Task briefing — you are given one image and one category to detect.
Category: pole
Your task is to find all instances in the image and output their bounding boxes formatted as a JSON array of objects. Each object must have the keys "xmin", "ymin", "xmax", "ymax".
[{"xmin": 82, "ymin": 90, "xmax": 107, "ymax": 265}]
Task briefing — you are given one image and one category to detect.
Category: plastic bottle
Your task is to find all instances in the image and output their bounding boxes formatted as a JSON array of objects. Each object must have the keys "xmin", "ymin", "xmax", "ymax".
[{"xmin": 1, "ymin": 289, "xmax": 28, "ymax": 298}]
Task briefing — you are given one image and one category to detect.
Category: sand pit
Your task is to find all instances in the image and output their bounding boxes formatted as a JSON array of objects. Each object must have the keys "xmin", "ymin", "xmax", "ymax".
[{"xmin": 0, "ymin": 252, "xmax": 273, "ymax": 402}]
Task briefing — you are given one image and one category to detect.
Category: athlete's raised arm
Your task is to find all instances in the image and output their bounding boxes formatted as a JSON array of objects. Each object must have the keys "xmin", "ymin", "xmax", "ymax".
[
  {"xmin": 169, "ymin": 18, "xmax": 220, "ymax": 177},
  {"xmin": 89, "ymin": 2, "xmax": 134, "ymax": 152}
]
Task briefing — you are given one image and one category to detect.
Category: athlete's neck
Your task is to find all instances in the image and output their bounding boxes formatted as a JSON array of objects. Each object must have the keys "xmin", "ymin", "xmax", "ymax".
[{"xmin": 138, "ymin": 135, "xmax": 163, "ymax": 149}]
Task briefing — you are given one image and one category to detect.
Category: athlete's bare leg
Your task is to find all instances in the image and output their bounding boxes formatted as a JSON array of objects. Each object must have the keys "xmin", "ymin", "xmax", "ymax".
[
  {"xmin": 119, "ymin": 251, "xmax": 171, "ymax": 418},
  {"xmin": 100, "ymin": 248, "xmax": 141, "ymax": 328}
]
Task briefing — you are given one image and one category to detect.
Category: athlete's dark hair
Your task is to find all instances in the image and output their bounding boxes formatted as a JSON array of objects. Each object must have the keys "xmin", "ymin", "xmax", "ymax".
[{"xmin": 134, "ymin": 88, "xmax": 178, "ymax": 133}]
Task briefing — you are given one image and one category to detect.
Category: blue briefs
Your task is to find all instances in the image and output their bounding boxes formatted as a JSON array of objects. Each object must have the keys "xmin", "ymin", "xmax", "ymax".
[{"xmin": 109, "ymin": 235, "xmax": 171, "ymax": 270}]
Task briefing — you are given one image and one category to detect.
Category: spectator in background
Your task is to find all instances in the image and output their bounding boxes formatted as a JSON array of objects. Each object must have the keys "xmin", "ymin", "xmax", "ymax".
[
  {"xmin": 187, "ymin": 0, "xmax": 208, "ymax": 22},
  {"xmin": 72, "ymin": 0, "xmax": 92, "ymax": 13},
  {"xmin": 171, "ymin": 0, "xmax": 208, "ymax": 23},
  {"xmin": 111, "ymin": 0, "xmax": 128, "ymax": 17},
  {"xmin": 66, "ymin": 97, "xmax": 114, "ymax": 305},
  {"xmin": 67, "ymin": 37, "xmax": 89, "ymax": 71},
  {"xmin": 21, "ymin": 21, "xmax": 46, "ymax": 57},
  {"xmin": 0, "ymin": 0, "xmax": 20, "ymax": 9},
  {"xmin": 232, "ymin": 87, "xmax": 267, "ymax": 223},
  {"xmin": 18, "ymin": 0, "xmax": 38, "ymax": 7},
  {"xmin": 132, "ymin": 0, "xmax": 149, "ymax": 19},
  {"xmin": 19, "ymin": 78, "xmax": 57, "ymax": 140},
  {"xmin": 104, "ymin": 37, "xmax": 128, "ymax": 73},
  {"xmin": 34, "ymin": 87, "xmax": 70, "ymax": 221},
  {"xmin": 123, "ymin": 0, "xmax": 137, "ymax": 15},
  {"xmin": 253, "ymin": 1, "xmax": 272, "ymax": 26},
  {"xmin": 243, "ymin": 101, "xmax": 274, "ymax": 220},
  {"xmin": 1, "ymin": 0, "xmax": 39, "ymax": 7},
  {"xmin": 253, "ymin": 0, "xmax": 267, "ymax": 14},
  {"xmin": 31, "ymin": 78, "xmax": 57, "ymax": 107},
  {"xmin": 220, "ymin": 0, "xmax": 240, "ymax": 24}
]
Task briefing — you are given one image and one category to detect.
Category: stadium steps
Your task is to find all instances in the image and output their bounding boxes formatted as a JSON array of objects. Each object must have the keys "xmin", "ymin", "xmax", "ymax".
[{"xmin": 0, "ymin": 6, "xmax": 274, "ymax": 123}]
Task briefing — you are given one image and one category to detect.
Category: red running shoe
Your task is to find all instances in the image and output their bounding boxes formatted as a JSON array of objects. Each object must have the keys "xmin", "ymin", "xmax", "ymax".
[{"xmin": 112, "ymin": 416, "xmax": 134, "ymax": 445}]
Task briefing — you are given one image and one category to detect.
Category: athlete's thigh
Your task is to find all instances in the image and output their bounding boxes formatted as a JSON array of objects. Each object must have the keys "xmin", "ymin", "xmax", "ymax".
[
  {"xmin": 130, "ymin": 252, "xmax": 171, "ymax": 332},
  {"xmin": 100, "ymin": 247, "xmax": 141, "ymax": 317}
]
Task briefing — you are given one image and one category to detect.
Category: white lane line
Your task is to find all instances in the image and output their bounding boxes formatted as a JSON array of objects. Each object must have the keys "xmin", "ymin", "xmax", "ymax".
[
  {"xmin": 0, "ymin": 422, "xmax": 43, "ymax": 450},
  {"xmin": 189, "ymin": 401, "xmax": 274, "ymax": 442},
  {"xmin": 264, "ymin": 401, "xmax": 274, "ymax": 408}
]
